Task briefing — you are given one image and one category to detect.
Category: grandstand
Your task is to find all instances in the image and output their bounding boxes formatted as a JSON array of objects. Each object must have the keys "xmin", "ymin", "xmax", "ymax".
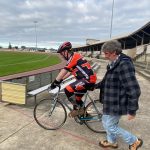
[
  {"xmin": 73, "ymin": 21, "xmax": 150, "ymax": 80},
  {"xmin": 73, "ymin": 21, "xmax": 150, "ymax": 54}
]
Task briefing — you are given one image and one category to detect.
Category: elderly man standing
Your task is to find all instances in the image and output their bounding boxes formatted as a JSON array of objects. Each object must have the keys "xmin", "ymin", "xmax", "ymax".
[{"xmin": 95, "ymin": 40, "xmax": 143, "ymax": 150}]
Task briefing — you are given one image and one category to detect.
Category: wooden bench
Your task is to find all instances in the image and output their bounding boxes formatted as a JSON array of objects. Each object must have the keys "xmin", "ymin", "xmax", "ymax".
[{"xmin": 27, "ymin": 62, "xmax": 100, "ymax": 104}]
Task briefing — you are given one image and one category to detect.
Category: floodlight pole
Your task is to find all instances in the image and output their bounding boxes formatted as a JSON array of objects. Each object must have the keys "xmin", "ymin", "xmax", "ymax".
[
  {"xmin": 110, "ymin": 0, "xmax": 115, "ymax": 39},
  {"xmin": 34, "ymin": 21, "xmax": 38, "ymax": 50}
]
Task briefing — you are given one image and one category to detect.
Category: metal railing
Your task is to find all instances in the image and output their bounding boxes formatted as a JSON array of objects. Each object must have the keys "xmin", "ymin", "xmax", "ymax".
[
  {"xmin": 7, "ymin": 69, "xmax": 61, "ymax": 92},
  {"xmin": 133, "ymin": 44, "xmax": 150, "ymax": 72}
]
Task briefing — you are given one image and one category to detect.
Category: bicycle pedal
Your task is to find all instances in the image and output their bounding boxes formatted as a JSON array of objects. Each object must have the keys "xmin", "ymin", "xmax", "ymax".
[
  {"xmin": 68, "ymin": 108, "xmax": 85, "ymax": 118},
  {"xmin": 74, "ymin": 117, "xmax": 84, "ymax": 125},
  {"xmin": 78, "ymin": 117, "xmax": 84, "ymax": 125}
]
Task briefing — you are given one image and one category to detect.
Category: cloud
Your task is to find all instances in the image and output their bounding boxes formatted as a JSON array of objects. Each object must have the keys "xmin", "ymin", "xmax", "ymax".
[{"xmin": 0, "ymin": 0, "xmax": 149, "ymax": 48}]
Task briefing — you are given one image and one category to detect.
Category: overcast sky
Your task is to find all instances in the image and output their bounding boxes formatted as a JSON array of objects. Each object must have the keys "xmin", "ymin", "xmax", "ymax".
[{"xmin": 0, "ymin": 0, "xmax": 149, "ymax": 49}]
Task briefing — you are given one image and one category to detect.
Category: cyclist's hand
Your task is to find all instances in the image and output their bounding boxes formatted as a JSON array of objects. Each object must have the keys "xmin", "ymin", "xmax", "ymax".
[
  {"xmin": 59, "ymin": 79, "xmax": 63, "ymax": 84},
  {"xmin": 50, "ymin": 79, "xmax": 62, "ymax": 89}
]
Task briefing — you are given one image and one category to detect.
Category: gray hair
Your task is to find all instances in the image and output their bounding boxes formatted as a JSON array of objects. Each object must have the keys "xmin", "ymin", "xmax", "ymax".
[{"xmin": 101, "ymin": 40, "xmax": 122, "ymax": 54}]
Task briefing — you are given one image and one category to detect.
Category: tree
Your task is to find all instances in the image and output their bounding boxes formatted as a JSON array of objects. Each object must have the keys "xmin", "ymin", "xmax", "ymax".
[
  {"xmin": 21, "ymin": 46, "xmax": 26, "ymax": 49},
  {"xmin": 14, "ymin": 46, "xmax": 18, "ymax": 49}
]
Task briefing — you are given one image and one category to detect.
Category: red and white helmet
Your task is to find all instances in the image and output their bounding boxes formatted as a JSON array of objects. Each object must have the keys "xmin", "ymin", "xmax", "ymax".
[{"xmin": 57, "ymin": 41, "xmax": 72, "ymax": 53}]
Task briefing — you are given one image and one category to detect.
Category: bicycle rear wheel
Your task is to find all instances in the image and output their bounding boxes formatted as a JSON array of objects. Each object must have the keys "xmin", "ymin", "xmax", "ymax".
[
  {"xmin": 34, "ymin": 99, "xmax": 67, "ymax": 130},
  {"xmin": 84, "ymin": 100, "xmax": 105, "ymax": 133}
]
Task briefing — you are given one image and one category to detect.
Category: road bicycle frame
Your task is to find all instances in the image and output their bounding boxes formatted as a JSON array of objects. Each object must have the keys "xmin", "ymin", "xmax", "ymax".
[{"xmin": 49, "ymin": 86, "xmax": 102, "ymax": 121}]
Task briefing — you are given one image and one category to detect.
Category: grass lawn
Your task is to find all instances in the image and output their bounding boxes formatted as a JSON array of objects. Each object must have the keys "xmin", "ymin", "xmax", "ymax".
[{"xmin": 0, "ymin": 51, "xmax": 61, "ymax": 77}]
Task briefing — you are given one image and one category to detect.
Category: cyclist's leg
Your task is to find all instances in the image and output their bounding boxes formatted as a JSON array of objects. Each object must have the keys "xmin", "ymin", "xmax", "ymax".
[
  {"xmin": 65, "ymin": 79, "xmax": 88, "ymax": 107},
  {"xmin": 64, "ymin": 85, "xmax": 77, "ymax": 108},
  {"xmin": 65, "ymin": 80, "xmax": 87, "ymax": 117},
  {"xmin": 74, "ymin": 79, "xmax": 88, "ymax": 106},
  {"xmin": 75, "ymin": 80, "xmax": 95, "ymax": 107}
]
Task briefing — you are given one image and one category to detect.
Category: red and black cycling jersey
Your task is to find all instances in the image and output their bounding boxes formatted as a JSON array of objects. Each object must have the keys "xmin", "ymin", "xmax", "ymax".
[{"xmin": 64, "ymin": 53, "xmax": 97, "ymax": 83}]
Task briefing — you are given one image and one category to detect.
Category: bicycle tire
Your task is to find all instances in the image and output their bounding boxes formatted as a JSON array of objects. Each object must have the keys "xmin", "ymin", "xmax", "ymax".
[
  {"xmin": 84, "ymin": 100, "xmax": 105, "ymax": 133},
  {"xmin": 34, "ymin": 99, "xmax": 67, "ymax": 130}
]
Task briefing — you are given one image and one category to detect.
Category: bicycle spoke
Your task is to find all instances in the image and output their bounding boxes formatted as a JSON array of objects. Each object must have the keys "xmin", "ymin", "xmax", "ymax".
[
  {"xmin": 34, "ymin": 99, "xmax": 67, "ymax": 130},
  {"xmin": 84, "ymin": 100, "xmax": 105, "ymax": 133}
]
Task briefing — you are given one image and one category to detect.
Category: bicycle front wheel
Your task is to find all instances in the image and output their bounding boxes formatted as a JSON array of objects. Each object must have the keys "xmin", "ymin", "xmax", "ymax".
[
  {"xmin": 34, "ymin": 99, "xmax": 67, "ymax": 130},
  {"xmin": 84, "ymin": 100, "xmax": 105, "ymax": 133}
]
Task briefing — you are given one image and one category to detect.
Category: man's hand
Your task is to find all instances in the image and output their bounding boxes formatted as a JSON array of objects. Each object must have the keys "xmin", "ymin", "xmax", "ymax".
[
  {"xmin": 127, "ymin": 114, "xmax": 136, "ymax": 120},
  {"xmin": 94, "ymin": 83, "xmax": 99, "ymax": 89}
]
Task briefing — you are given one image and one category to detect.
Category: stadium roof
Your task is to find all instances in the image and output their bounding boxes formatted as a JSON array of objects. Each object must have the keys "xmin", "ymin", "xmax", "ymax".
[{"xmin": 73, "ymin": 21, "xmax": 150, "ymax": 51}]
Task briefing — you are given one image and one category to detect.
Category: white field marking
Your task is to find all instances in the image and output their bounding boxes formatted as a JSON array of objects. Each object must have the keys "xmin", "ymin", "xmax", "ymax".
[{"xmin": 0, "ymin": 55, "xmax": 51, "ymax": 67}]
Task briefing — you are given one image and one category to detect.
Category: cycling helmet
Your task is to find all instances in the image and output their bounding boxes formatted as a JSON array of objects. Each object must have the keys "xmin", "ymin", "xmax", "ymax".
[{"xmin": 57, "ymin": 41, "xmax": 72, "ymax": 53}]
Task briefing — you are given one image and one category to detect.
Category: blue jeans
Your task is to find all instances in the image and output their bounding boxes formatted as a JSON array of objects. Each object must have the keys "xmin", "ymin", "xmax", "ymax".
[{"xmin": 102, "ymin": 115, "xmax": 137, "ymax": 145}]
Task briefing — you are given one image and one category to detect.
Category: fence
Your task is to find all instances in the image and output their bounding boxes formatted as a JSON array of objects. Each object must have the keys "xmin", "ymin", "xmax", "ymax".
[
  {"xmin": 0, "ymin": 69, "xmax": 61, "ymax": 104},
  {"xmin": 7, "ymin": 69, "xmax": 60, "ymax": 92}
]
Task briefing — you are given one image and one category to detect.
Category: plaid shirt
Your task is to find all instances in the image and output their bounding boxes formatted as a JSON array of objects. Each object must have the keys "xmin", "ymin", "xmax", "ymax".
[{"xmin": 97, "ymin": 53, "xmax": 141, "ymax": 115}]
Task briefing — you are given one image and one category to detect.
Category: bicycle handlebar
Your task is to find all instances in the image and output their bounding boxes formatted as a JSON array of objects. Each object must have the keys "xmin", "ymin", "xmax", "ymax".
[{"xmin": 48, "ymin": 84, "xmax": 61, "ymax": 92}]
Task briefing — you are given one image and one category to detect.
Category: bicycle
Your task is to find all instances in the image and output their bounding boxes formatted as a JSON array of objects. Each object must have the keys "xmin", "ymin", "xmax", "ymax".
[{"xmin": 33, "ymin": 85, "xmax": 105, "ymax": 133}]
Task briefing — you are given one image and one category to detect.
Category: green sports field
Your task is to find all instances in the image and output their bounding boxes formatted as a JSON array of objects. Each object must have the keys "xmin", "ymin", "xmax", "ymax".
[{"xmin": 0, "ymin": 51, "xmax": 61, "ymax": 77}]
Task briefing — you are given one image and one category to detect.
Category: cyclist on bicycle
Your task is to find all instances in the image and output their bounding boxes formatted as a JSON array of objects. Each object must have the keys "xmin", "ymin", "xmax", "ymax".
[{"xmin": 50, "ymin": 41, "xmax": 97, "ymax": 117}]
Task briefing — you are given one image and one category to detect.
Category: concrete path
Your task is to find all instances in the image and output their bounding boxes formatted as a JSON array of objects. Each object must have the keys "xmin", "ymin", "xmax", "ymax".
[{"xmin": 0, "ymin": 58, "xmax": 149, "ymax": 150}]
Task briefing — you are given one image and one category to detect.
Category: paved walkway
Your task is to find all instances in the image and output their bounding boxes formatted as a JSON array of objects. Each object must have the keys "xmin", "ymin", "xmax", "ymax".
[{"xmin": 0, "ymin": 58, "xmax": 150, "ymax": 150}]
